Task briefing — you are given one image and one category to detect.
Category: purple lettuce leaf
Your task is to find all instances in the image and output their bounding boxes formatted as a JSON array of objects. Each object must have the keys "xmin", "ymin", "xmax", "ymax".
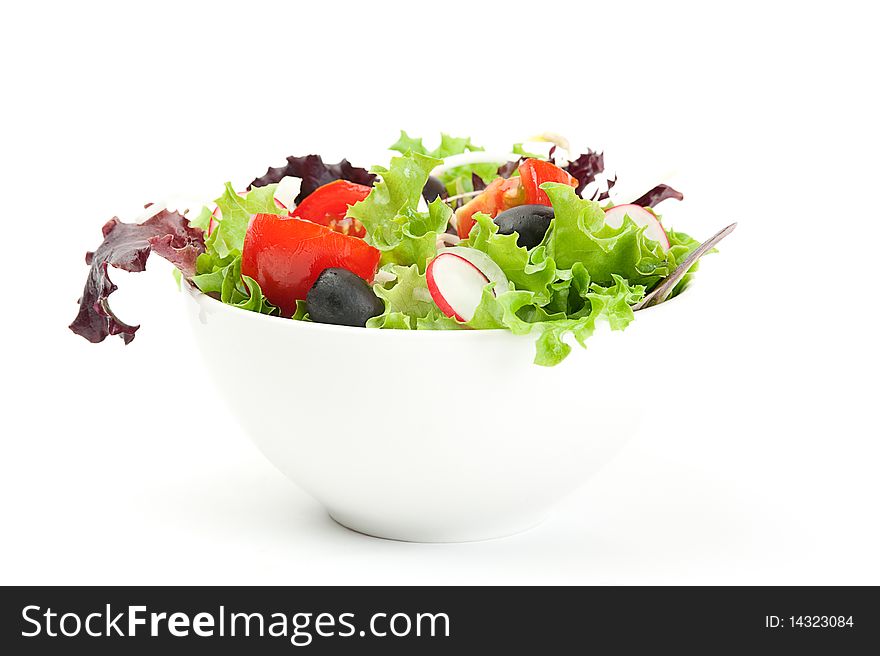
[
  {"xmin": 249, "ymin": 155, "xmax": 376, "ymax": 204},
  {"xmin": 70, "ymin": 207, "xmax": 205, "ymax": 344},
  {"xmin": 421, "ymin": 175, "xmax": 449, "ymax": 202},
  {"xmin": 592, "ymin": 175, "xmax": 617, "ymax": 202},
  {"xmin": 496, "ymin": 158, "xmax": 523, "ymax": 179},
  {"xmin": 631, "ymin": 183, "xmax": 684, "ymax": 207},
  {"xmin": 563, "ymin": 150, "xmax": 605, "ymax": 196}
]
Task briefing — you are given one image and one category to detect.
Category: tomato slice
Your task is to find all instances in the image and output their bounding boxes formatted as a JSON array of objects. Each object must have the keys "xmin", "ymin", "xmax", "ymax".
[
  {"xmin": 455, "ymin": 177, "xmax": 525, "ymax": 239},
  {"xmin": 290, "ymin": 179, "xmax": 371, "ymax": 238},
  {"xmin": 455, "ymin": 159, "xmax": 578, "ymax": 238},
  {"xmin": 518, "ymin": 158, "xmax": 578, "ymax": 206},
  {"xmin": 241, "ymin": 214, "xmax": 380, "ymax": 317}
]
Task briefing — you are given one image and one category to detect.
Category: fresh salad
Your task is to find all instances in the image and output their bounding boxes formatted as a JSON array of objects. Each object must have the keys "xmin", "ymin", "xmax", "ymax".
[{"xmin": 70, "ymin": 132, "xmax": 708, "ymax": 365}]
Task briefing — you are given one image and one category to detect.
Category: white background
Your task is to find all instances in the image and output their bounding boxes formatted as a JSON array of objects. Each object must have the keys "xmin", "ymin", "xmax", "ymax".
[{"xmin": 1, "ymin": 0, "xmax": 878, "ymax": 584}]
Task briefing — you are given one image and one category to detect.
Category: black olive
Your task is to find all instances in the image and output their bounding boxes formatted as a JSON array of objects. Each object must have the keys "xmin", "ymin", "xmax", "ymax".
[
  {"xmin": 493, "ymin": 204, "xmax": 554, "ymax": 249},
  {"xmin": 306, "ymin": 268, "xmax": 384, "ymax": 327},
  {"xmin": 421, "ymin": 175, "xmax": 447, "ymax": 203}
]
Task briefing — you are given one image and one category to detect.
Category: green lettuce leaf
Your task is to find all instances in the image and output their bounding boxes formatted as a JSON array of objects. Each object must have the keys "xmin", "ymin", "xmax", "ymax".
[
  {"xmin": 367, "ymin": 264, "xmax": 436, "ymax": 329},
  {"xmin": 173, "ymin": 134, "xmax": 710, "ymax": 369},
  {"xmin": 543, "ymin": 262, "xmax": 592, "ymax": 316},
  {"xmin": 512, "ymin": 142, "xmax": 545, "ymax": 158},
  {"xmin": 665, "ymin": 227, "xmax": 703, "ymax": 297},
  {"xmin": 432, "ymin": 133, "xmax": 483, "ymax": 159},
  {"xmin": 442, "ymin": 162, "xmax": 502, "ymax": 197},
  {"xmin": 207, "ymin": 183, "xmax": 286, "ymax": 259},
  {"xmin": 191, "ymin": 254, "xmax": 278, "ymax": 316},
  {"xmin": 390, "ymin": 130, "xmax": 484, "ymax": 159},
  {"xmin": 192, "ymin": 185, "xmax": 281, "ymax": 316},
  {"xmin": 389, "ymin": 130, "xmax": 427, "ymax": 156},
  {"xmin": 347, "ymin": 153, "xmax": 449, "ymax": 271},
  {"xmin": 291, "ymin": 300, "xmax": 310, "ymax": 321},
  {"xmin": 464, "ymin": 212, "xmax": 557, "ymax": 303},
  {"xmin": 415, "ymin": 308, "xmax": 466, "ymax": 330},
  {"xmin": 445, "ymin": 267, "xmax": 645, "ymax": 366},
  {"xmin": 347, "ymin": 152, "xmax": 438, "ymax": 241},
  {"xmin": 542, "ymin": 182, "xmax": 673, "ymax": 289},
  {"xmin": 188, "ymin": 205, "xmax": 214, "ymax": 232},
  {"xmin": 530, "ymin": 275, "xmax": 645, "ymax": 366},
  {"xmin": 376, "ymin": 198, "xmax": 452, "ymax": 271},
  {"xmin": 389, "ymin": 131, "xmax": 499, "ymax": 196}
]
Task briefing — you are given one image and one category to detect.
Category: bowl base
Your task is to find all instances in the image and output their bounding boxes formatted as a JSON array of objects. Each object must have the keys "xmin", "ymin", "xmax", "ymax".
[{"xmin": 327, "ymin": 511, "xmax": 547, "ymax": 544}]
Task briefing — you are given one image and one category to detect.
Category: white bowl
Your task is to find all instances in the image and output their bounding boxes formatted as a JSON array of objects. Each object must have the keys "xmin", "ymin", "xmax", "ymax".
[{"xmin": 184, "ymin": 284, "xmax": 689, "ymax": 542}]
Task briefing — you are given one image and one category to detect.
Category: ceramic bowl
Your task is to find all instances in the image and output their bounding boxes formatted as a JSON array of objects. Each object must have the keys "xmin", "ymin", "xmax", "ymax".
[{"xmin": 183, "ymin": 280, "xmax": 695, "ymax": 542}]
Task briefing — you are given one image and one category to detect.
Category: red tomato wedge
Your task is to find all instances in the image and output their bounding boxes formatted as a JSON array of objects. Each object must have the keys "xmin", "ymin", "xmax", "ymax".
[
  {"xmin": 241, "ymin": 214, "xmax": 380, "ymax": 317},
  {"xmin": 455, "ymin": 177, "xmax": 524, "ymax": 239},
  {"xmin": 455, "ymin": 159, "xmax": 577, "ymax": 238},
  {"xmin": 290, "ymin": 179, "xmax": 371, "ymax": 238},
  {"xmin": 518, "ymin": 158, "xmax": 578, "ymax": 206}
]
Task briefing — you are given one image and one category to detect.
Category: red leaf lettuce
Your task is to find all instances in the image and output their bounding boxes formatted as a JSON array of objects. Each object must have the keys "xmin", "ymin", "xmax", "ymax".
[
  {"xmin": 631, "ymin": 183, "xmax": 684, "ymax": 207},
  {"xmin": 249, "ymin": 155, "xmax": 376, "ymax": 204},
  {"xmin": 70, "ymin": 207, "xmax": 205, "ymax": 344}
]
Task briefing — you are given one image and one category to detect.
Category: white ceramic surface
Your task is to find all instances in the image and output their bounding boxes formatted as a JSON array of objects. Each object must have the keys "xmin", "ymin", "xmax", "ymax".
[{"xmin": 184, "ymin": 283, "xmax": 692, "ymax": 542}]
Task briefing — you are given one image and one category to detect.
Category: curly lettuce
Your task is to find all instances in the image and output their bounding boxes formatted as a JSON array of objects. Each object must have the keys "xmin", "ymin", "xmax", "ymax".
[
  {"xmin": 69, "ymin": 207, "xmax": 205, "ymax": 344},
  {"xmin": 249, "ymin": 155, "xmax": 376, "ymax": 204},
  {"xmin": 464, "ymin": 212, "xmax": 557, "ymax": 303},
  {"xmin": 72, "ymin": 132, "xmax": 712, "ymax": 367},
  {"xmin": 529, "ymin": 275, "xmax": 645, "ymax": 366},
  {"xmin": 457, "ymin": 271, "xmax": 646, "ymax": 366},
  {"xmin": 389, "ymin": 131, "xmax": 499, "ymax": 197},
  {"xmin": 367, "ymin": 264, "xmax": 436, "ymax": 329},
  {"xmin": 543, "ymin": 182, "xmax": 686, "ymax": 289},
  {"xmin": 347, "ymin": 153, "xmax": 451, "ymax": 272},
  {"xmin": 206, "ymin": 183, "xmax": 284, "ymax": 259},
  {"xmin": 191, "ymin": 254, "xmax": 277, "ymax": 315},
  {"xmin": 367, "ymin": 178, "xmax": 698, "ymax": 365},
  {"xmin": 368, "ymin": 224, "xmax": 648, "ymax": 365},
  {"xmin": 191, "ymin": 184, "xmax": 287, "ymax": 315}
]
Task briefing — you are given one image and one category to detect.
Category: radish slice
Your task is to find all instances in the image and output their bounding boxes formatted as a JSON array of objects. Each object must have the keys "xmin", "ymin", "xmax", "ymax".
[
  {"xmin": 208, "ymin": 204, "xmax": 220, "ymax": 236},
  {"xmin": 437, "ymin": 247, "xmax": 508, "ymax": 294},
  {"xmin": 426, "ymin": 252, "xmax": 490, "ymax": 322},
  {"xmin": 274, "ymin": 176, "xmax": 300, "ymax": 211},
  {"xmin": 603, "ymin": 204, "xmax": 670, "ymax": 251},
  {"xmin": 427, "ymin": 248, "xmax": 508, "ymax": 322}
]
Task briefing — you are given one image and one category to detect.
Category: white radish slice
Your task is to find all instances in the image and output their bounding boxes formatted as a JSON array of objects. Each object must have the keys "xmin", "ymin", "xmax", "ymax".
[
  {"xmin": 274, "ymin": 176, "xmax": 300, "ymax": 211},
  {"xmin": 603, "ymin": 204, "xmax": 670, "ymax": 251},
  {"xmin": 426, "ymin": 253, "xmax": 490, "ymax": 322},
  {"xmin": 208, "ymin": 205, "xmax": 219, "ymax": 236},
  {"xmin": 438, "ymin": 246, "xmax": 509, "ymax": 294}
]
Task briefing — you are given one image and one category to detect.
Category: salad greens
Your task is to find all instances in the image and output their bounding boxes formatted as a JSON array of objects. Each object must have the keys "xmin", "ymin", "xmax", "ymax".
[
  {"xmin": 563, "ymin": 150, "xmax": 605, "ymax": 196},
  {"xmin": 347, "ymin": 153, "xmax": 451, "ymax": 272},
  {"xmin": 349, "ymin": 149, "xmax": 696, "ymax": 365},
  {"xmin": 454, "ymin": 210, "xmax": 649, "ymax": 365},
  {"xmin": 631, "ymin": 183, "xmax": 685, "ymax": 208},
  {"xmin": 189, "ymin": 183, "xmax": 286, "ymax": 316},
  {"xmin": 368, "ymin": 264, "xmax": 439, "ymax": 330},
  {"xmin": 71, "ymin": 131, "xmax": 708, "ymax": 366},
  {"xmin": 249, "ymin": 154, "xmax": 375, "ymax": 204},
  {"xmin": 389, "ymin": 131, "xmax": 501, "ymax": 198},
  {"xmin": 69, "ymin": 207, "xmax": 205, "ymax": 343}
]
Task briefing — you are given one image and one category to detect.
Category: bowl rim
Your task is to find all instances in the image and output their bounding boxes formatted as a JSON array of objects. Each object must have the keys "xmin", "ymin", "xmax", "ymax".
[{"xmin": 184, "ymin": 278, "xmax": 687, "ymax": 339}]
